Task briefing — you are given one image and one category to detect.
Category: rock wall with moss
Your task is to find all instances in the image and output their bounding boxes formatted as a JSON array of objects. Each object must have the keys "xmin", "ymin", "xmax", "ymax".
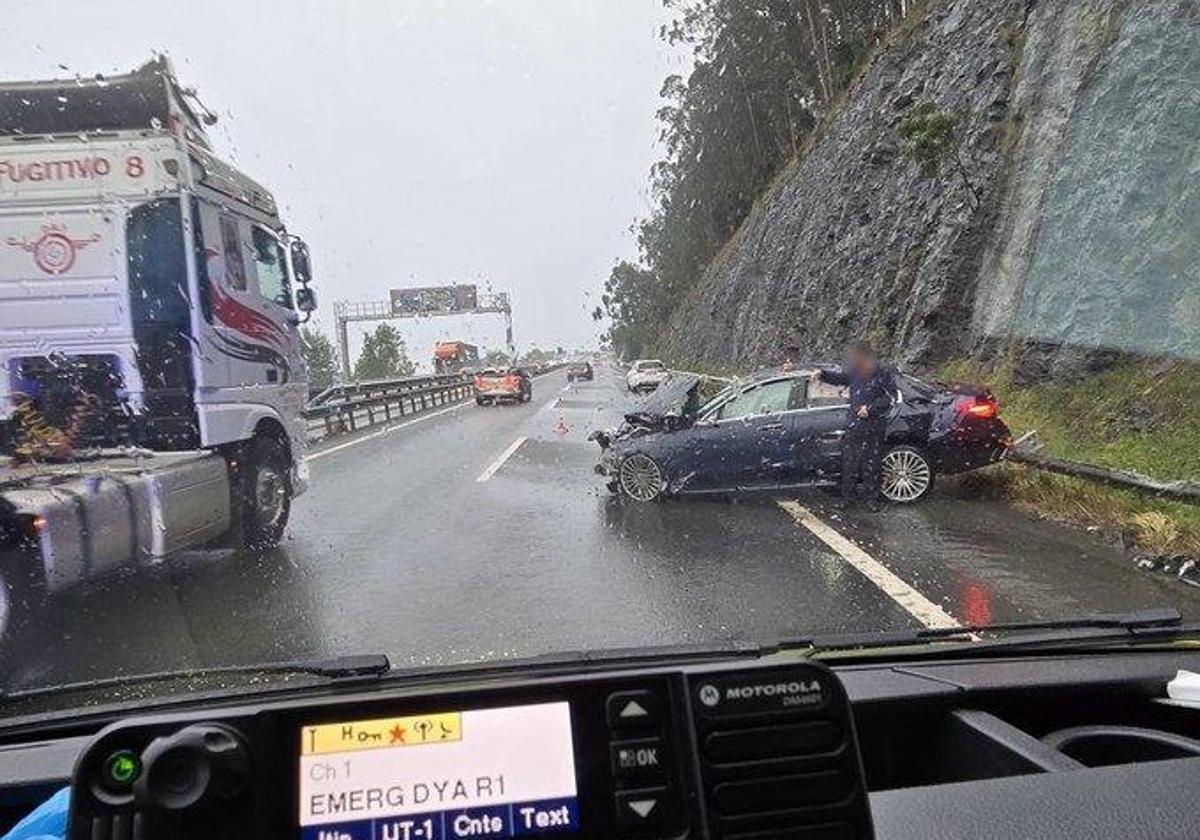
[{"xmin": 659, "ymin": 0, "xmax": 1200, "ymax": 375}]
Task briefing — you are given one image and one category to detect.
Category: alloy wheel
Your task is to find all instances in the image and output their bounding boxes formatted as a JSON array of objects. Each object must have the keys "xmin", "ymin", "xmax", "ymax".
[
  {"xmin": 619, "ymin": 453, "xmax": 665, "ymax": 502},
  {"xmin": 881, "ymin": 448, "xmax": 932, "ymax": 503}
]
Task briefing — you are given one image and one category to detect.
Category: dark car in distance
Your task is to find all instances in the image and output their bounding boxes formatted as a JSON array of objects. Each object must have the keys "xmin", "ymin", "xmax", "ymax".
[
  {"xmin": 567, "ymin": 360, "xmax": 594, "ymax": 382},
  {"xmin": 591, "ymin": 367, "xmax": 1011, "ymax": 504}
]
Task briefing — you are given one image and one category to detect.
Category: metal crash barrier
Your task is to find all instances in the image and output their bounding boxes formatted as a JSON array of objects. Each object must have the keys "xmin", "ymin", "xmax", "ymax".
[
  {"xmin": 304, "ymin": 374, "xmax": 473, "ymax": 443},
  {"xmin": 304, "ymin": 365, "xmax": 568, "ymax": 443}
]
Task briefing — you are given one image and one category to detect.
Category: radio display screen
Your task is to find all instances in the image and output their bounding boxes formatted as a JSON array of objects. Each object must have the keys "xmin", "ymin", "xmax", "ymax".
[{"xmin": 299, "ymin": 702, "xmax": 579, "ymax": 840}]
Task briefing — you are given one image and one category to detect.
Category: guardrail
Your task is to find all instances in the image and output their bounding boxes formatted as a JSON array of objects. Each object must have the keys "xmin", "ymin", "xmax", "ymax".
[
  {"xmin": 304, "ymin": 376, "xmax": 473, "ymax": 443},
  {"xmin": 304, "ymin": 364, "xmax": 571, "ymax": 444},
  {"xmin": 309, "ymin": 373, "xmax": 468, "ymax": 408},
  {"xmin": 1010, "ymin": 432, "xmax": 1200, "ymax": 505}
]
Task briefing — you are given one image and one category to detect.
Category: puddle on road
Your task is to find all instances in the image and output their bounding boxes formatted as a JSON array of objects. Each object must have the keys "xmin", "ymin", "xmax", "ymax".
[{"xmin": 794, "ymin": 487, "xmax": 1200, "ymax": 624}]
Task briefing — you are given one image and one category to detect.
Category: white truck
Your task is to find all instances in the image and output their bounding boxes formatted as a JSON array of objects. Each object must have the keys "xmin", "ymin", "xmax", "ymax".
[{"xmin": 0, "ymin": 58, "xmax": 317, "ymax": 635}]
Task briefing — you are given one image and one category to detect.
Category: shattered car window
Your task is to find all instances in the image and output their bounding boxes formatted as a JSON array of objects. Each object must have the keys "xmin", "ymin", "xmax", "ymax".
[{"xmin": 717, "ymin": 380, "xmax": 795, "ymax": 420}]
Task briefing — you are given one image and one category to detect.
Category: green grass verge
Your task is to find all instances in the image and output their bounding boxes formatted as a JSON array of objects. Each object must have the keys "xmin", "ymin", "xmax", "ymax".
[{"xmin": 940, "ymin": 358, "xmax": 1200, "ymax": 556}]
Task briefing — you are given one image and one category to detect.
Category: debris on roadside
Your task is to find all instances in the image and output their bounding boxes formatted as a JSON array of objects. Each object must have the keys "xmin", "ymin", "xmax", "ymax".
[{"xmin": 1130, "ymin": 552, "xmax": 1200, "ymax": 588}]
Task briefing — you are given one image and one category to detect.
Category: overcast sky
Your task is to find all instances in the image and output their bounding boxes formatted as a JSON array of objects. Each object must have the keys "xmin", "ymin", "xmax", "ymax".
[{"xmin": 6, "ymin": 0, "xmax": 681, "ymax": 367}]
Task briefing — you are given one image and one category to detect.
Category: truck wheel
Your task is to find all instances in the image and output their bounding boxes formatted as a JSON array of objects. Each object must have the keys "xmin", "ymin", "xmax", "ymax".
[
  {"xmin": 0, "ymin": 523, "xmax": 43, "ymax": 647},
  {"xmin": 240, "ymin": 436, "xmax": 292, "ymax": 551},
  {"xmin": 0, "ymin": 569, "xmax": 11, "ymax": 643}
]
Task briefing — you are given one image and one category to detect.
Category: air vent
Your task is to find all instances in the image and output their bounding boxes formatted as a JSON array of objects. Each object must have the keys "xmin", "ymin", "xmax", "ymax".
[{"xmin": 688, "ymin": 665, "xmax": 874, "ymax": 839}]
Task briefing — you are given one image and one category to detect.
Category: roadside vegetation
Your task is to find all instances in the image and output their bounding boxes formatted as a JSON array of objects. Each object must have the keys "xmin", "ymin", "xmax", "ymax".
[
  {"xmin": 352, "ymin": 324, "xmax": 416, "ymax": 381},
  {"xmin": 940, "ymin": 358, "xmax": 1200, "ymax": 558},
  {"xmin": 300, "ymin": 327, "xmax": 337, "ymax": 390},
  {"xmin": 595, "ymin": 0, "xmax": 918, "ymax": 358}
]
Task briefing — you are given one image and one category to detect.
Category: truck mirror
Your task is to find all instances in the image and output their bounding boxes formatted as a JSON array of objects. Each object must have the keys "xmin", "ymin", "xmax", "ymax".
[
  {"xmin": 295, "ymin": 286, "xmax": 317, "ymax": 314},
  {"xmin": 290, "ymin": 238, "xmax": 313, "ymax": 286}
]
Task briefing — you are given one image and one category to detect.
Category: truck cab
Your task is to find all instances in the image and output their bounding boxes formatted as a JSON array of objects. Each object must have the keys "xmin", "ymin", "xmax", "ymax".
[
  {"xmin": 0, "ymin": 58, "xmax": 318, "ymax": 603},
  {"xmin": 0, "ymin": 58, "xmax": 315, "ymax": 494}
]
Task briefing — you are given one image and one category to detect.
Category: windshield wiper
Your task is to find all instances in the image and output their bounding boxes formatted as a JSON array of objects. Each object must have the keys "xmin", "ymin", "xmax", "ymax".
[
  {"xmin": 778, "ymin": 607, "xmax": 1189, "ymax": 654},
  {"xmin": 1, "ymin": 654, "xmax": 391, "ymax": 703}
]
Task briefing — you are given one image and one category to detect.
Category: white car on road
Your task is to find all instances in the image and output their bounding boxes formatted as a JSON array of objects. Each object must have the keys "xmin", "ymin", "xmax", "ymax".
[{"xmin": 626, "ymin": 359, "xmax": 671, "ymax": 393}]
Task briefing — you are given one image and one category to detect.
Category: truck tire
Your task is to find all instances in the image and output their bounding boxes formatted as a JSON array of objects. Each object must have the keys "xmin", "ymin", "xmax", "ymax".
[
  {"xmin": 0, "ymin": 510, "xmax": 42, "ymax": 647},
  {"xmin": 0, "ymin": 568, "xmax": 11, "ymax": 643},
  {"xmin": 239, "ymin": 435, "xmax": 292, "ymax": 552}
]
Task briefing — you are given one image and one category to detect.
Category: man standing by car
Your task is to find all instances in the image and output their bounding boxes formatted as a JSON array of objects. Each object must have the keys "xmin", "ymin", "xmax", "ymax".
[{"xmin": 816, "ymin": 342, "xmax": 897, "ymax": 511}]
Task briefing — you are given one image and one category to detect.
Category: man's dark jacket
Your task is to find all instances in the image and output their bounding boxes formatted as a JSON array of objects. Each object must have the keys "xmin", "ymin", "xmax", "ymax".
[{"xmin": 818, "ymin": 365, "xmax": 897, "ymax": 429}]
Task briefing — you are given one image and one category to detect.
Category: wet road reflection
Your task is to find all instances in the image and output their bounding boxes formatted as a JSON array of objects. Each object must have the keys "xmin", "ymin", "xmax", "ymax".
[{"xmin": 3, "ymin": 367, "xmax": 1197, "ymax": 696}]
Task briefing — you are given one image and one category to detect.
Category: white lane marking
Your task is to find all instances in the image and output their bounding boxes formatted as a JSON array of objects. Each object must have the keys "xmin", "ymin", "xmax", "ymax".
[
  {"xmin": 777, "ymin": 500, "xmax": 961, "ymax": 630},
  {"xmin": 307, "ymin": 402, "xmax": 467, "ymax": 463},
  {"xmin": 476, "ymin": 436, "xmax": 528, "ymax": 482}
]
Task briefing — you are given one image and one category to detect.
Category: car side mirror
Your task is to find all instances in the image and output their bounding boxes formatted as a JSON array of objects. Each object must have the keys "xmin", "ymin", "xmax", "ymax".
[
  {"xmin": 290, "ymin": 238, "xmax": 313, "ymax": 286},
  {"xmin": 295, "ymin": 286, "xmax": 317, "ymax": 314}
]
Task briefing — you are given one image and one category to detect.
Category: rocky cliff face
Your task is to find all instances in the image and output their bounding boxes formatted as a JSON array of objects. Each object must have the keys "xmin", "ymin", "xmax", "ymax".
[{"xmin": 659, "ymin": 0, "xmax": 1200, "ymax": 374}]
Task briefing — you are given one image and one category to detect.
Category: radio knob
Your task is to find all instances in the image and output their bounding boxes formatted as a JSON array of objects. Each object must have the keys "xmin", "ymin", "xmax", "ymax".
[{"xmin": 134, "ymin": 724, "xmax": 251, "ymax": 812}]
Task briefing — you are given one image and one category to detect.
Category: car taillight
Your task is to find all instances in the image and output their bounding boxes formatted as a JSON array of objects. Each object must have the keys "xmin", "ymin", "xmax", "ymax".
[{"xmin": 957, "ymin": 396, "xmax": 999, "ymax": 420}]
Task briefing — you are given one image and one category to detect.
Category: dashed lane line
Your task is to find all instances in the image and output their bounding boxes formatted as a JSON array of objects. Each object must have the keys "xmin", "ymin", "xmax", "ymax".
[
  {"xmin": 776, "ymin": 500, "xmax": 961, "ymax": 630},
  {"xmin": 476, "ymin": 436, "xmax": 528, "ymax": 483}
]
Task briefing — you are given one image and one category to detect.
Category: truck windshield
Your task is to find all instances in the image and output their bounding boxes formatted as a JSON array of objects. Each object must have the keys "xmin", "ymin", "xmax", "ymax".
[{"xmin": 1, "ymin": 3, "xmax": 1198, "ymax": 715}]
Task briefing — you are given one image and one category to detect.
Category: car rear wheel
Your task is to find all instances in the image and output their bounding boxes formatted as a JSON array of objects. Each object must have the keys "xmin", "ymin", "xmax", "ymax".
[
  {"xmin": 881, "ymin": 446, "xmax": 934, "ymax": 503},
  {"xmin": 618, "ymin": 453, "xmax": 666, "ymax": 502}
]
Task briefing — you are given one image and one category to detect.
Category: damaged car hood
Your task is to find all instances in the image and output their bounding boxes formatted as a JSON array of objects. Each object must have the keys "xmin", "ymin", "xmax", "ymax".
[{"xmin": 623, "ymin": 374, "xmax": 700, "ymax": 427}]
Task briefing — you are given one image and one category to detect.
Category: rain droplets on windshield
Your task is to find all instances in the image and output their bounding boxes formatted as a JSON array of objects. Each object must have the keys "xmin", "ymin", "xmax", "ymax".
[{"xmin": 0, "ymin": 0, "xmax": 1196, "ymax": 702}]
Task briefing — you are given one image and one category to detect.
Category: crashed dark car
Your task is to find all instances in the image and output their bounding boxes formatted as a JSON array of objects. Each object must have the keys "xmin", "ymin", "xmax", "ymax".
[{"xmin": 590, "ymin": 367, "xmax": 1011, "ymax": 503}]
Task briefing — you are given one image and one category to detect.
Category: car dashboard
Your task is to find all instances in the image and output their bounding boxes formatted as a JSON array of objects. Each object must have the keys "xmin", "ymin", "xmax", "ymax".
[{"xmin": 0, "ymin": 648, "xmax": 1197, "ymax": 840}]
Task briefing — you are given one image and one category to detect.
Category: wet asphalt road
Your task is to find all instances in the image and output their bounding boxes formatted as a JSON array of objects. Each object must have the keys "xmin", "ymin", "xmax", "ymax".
[{"xmin": 5, "ymin": 366, "xmax": 1199, "ymax": 690}]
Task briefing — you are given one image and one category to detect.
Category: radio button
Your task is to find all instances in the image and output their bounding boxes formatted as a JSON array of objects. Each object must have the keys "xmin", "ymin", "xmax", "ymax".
[
  {"xmin": 705, "ymin": 720, "xmax": 841, "ymax": 763},
  {"xmin": 611, "ymin": 738, "xmax": 665, "ymax": 778},
  {"xmin": 725, "ymin": 822, "xmax": 856, "ymax": 840},
  {"xmin": 614, "ymin": 787, "xmax": 671, "ymax": 832},
  {"xmin": 606, "ymin": 691, "xmax": 661, "ymax": 729},
  {"xmin": 712, "ymin": 770, "xmax": 849, "ymax": 815}
]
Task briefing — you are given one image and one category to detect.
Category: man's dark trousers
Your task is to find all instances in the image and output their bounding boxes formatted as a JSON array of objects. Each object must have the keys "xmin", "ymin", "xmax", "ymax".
[{"xmin": 841, "ymin": 418, "xmax": 886, "ymax": 502}]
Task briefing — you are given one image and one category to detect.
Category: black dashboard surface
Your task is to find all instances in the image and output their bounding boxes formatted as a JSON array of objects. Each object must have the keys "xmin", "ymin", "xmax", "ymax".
[
  {"xmin": 0, "ymin": 648, "xmax": 1196, "ymax": 840},
  {"xmin": 871, "ymin": 757, "xmax": 1200, "ymax": 840}
]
